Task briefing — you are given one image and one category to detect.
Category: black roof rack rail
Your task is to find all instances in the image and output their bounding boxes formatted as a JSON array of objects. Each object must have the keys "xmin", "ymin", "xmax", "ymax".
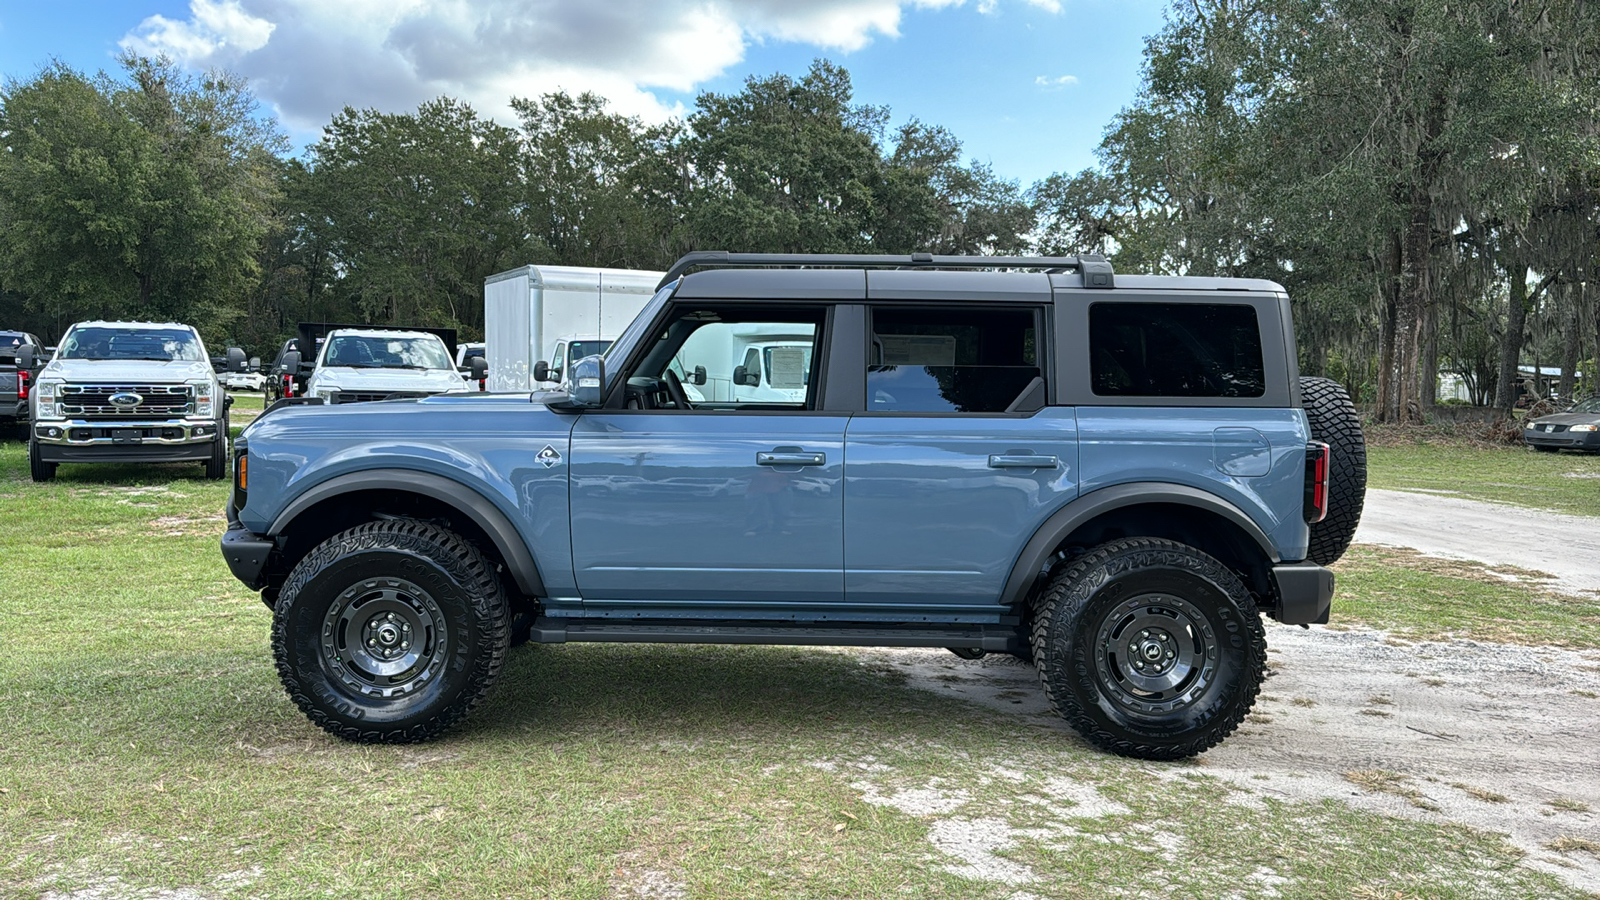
[{"xmin": 655, "ymin": 251, "xmax": 1114, "ymax": 291}]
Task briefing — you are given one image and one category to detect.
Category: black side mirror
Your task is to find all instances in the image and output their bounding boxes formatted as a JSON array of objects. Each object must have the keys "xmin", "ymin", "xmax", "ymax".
[
  {"xmin": 470, "ymin": 357, "xmax": 488, "ymax": 382},
  {"xmin": 249, "ymin": 356, "xmax": 261, "ymax": 371},
  {"xmin": 533, "ymin": 360, "xmax": 550, "ymax": 382},
  {"xmin": 733, "ymin": 365, "xmax": 759, "ymax": 387},
  {"xmin": 227, "ymin": 347, "xmax": 247, "ymax": 373},
  {"xmin": 17, "ymin": 344, "xmax": 36, "ymax": 371},
  {"xmin": 689, "ymin": 365, "xmax": 707, "ymax": 386},
  {"xmin": 281, "ymin": 350, "xmax": 302, "ymax": 374}
]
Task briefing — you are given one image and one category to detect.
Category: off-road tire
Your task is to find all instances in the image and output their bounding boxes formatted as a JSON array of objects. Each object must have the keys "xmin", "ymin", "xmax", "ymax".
[
  {"xmin": 1031, "ymin": 537, "xmax": 1266, "ymax": 760},
  {"xmin": 273, "ymin": 519, "xmax": 510, "ymax": 743},
  {"xmin": 29, "ymin": 439, "xmax": 56, "ymax": 482},
  {"xmin": 1300, "ymin": 376, "xmax": 1366, "ymax": 565},
  {"xmin": 203, "ymin": 422, "xmax": 228, "ymax": 480}
]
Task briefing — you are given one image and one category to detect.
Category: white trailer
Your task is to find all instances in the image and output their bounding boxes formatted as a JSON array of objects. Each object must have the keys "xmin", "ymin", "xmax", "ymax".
[{"xmin": 484, "ymin": 265, "xmax": 663, "ymax": 392}]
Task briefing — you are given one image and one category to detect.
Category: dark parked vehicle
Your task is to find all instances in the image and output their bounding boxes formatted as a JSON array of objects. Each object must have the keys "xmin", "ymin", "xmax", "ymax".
[
  {"xmin": 222, "ymin": 251, "xmax": 1366, "ymax": 760},
  {"xmin": 1524, "ymin": 397, "xmax": 1600, "ymax": 453},
  {"xmin": 2, "ymin": 330, "xmax": 47, "ymax": 428}
]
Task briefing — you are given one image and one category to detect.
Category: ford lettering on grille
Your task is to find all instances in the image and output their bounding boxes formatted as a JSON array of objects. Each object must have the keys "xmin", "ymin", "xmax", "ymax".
[{"xmin": 109, "ymin": 392, "xmax": 144, "ymax": 408}]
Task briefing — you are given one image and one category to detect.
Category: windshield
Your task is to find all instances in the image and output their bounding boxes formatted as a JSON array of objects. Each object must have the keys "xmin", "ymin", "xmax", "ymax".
[
  {"xmin": 1570, "ymin": 397, "xmax": 1600, "ymax": 414},
  {"xmin": 59, "ymin": 326, "xmax": 204, "ymax": 361},
  {"xmin": 322, "ymin": 334, "xmax": 452, "ymax": 370},
  {"xmin": 569, "ymin": 340, "xmax": 612, "ymax": 361}
]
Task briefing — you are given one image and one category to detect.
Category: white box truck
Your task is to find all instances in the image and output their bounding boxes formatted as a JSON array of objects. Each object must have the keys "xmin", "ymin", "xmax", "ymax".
[{"xmin": 484, "ymin": 265, "xmax": 663, "ymax": 393}]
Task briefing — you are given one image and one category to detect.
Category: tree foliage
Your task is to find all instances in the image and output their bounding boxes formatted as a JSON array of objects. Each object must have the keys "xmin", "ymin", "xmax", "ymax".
[
  {"xmin": 0, "ymin": 22, "xmax": 1595, "ymax": 401},
  {"xmin": 0, "ymin": 56, "xmax": 284, "ymax": 345}
]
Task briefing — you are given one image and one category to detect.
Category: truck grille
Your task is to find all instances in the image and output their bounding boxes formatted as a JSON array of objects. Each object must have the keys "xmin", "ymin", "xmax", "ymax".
[
  {"xmin": 330, "ymin": 392, "xmax": 394, "ymax": 404},
  {"xmin": 61, "ymin": 384, "xmax": 194, "ymax": 417}
]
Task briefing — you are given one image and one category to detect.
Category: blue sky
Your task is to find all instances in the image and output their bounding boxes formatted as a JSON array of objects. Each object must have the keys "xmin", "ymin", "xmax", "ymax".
[{"xmin": 0, "ymin": 0, "xmax": 1168, "ymax": 187}]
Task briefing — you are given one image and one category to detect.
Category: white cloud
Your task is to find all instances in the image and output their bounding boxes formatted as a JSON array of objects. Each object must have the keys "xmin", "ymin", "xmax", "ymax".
[
  {"xmin": 120, "ymin": 0, "xmax": 1053, "ymax": 133},
  {"xmin": 1034, "ymin": 74, "xmax": 1078, "ymax": 89}
]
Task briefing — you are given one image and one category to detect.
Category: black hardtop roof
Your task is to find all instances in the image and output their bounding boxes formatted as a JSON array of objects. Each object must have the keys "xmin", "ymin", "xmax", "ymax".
[
  {"xmin": 660, "ymin": 251, "xmax": 1115, "ymax": 291},
  {"xmin": 663, "ymin": 252, "xmax": 1286, "ymax": 300}
]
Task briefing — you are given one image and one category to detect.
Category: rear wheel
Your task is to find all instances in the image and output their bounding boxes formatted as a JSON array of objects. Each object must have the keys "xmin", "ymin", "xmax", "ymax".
[
  {"xmin": 1031, "ymin": 537, "xmax": 1266, "ymax": 760},
  {"xmin": 272, "ymin": 519, "xmax": 510, "ymax": 742},
  {"xmin": 29, "ymin": 439, "xmax": 56, "ymax": 482}
]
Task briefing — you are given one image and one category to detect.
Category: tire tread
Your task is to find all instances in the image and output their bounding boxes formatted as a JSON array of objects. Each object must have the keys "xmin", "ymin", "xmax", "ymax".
[{"xmin": 271, "ymin": 518, "xmax": 509, "ymax": 744}]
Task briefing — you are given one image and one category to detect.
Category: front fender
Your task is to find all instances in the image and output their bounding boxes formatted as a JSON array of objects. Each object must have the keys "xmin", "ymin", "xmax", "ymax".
[{"xmin": 266, "ymin": 468, "xmax": 548, "ymax": 597}]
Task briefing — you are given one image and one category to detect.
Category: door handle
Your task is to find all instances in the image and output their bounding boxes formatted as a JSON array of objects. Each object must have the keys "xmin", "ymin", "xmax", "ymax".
[
  {"xmin": 758, "ymin": 450, "xmax": 825, "ymax": 467},
  {"xmin": 988, "ymin": 454, "xmax": 1059, "ymax": 469}
]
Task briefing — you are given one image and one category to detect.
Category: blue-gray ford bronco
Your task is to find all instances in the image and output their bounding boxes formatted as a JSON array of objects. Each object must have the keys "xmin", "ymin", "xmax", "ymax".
[{"xmin": 221, "ymin": 252, "xmax": 1365, "ymax": 760}]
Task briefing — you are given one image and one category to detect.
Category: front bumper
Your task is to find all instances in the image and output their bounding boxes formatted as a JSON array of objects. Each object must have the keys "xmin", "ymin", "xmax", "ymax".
[
  {"xmin": 221, "ymin": 525, "xmax": 275, "ymax": 590},
  {"xmin": 34, "ymin": 418, "xmax": 221, "ymax": 446},
  {"xmin": 1270, "ymin": 562, "xmax": 1334, "ymax": 625},
  {"xmin": 34, "ymin": 418, "xmax": 222, "ymax": 463},
  {"xmin": 1523, "ymin": 428, "xmax": 1600, "ymax": 450}
]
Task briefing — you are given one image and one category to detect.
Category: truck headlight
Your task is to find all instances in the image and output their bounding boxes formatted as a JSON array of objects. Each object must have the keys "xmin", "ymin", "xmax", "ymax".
[
  {"xmin": 35, "ymin": 380, "xmax": 63, "ymax": 418},
  {"xmin": 190, "ymin": 379, "xmax": 215, "ymax": 418},
  {"xmin": 1571, "ymin": 424, "xmax": 1598, "ymax": 432}
]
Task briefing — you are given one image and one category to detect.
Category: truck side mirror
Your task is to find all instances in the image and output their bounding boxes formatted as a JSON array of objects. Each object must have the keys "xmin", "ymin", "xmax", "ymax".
[
  {"xmin": 17, "ymin": 344, "xmax": 36, "ymax": 371},
  {"xmin": 689, "ymin": 365, "xmax": 707, "ymax": 386},
  {"xmin": 227, "ymin": 347, "xmax": 247, "ymax": 372},
  {"xmin": 249, "ymin": 356, "xmax": 261, "ymax": 371},
  {"xmin": 568, "ymin": 355, "xmax": 605, "ymax": 407},
  {"xmin": 533, "ymin": 360, "xmax": 550, "ymax": 382},
  {"xmin": 470, "ymin": 357, "xmax": 488, "ymax": 384},
  {"xmin": 733, "ymin": 365, "xmax": 759, "ymax": 387},
  {"xmin": 281, "ymin": 350, "xmax": 302, "ymax": 374}
]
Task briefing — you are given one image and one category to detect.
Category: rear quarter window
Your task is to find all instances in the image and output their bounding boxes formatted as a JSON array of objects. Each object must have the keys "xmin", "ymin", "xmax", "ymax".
[{"xmin": 1089, "ymin": 302, "xmax": 1265, "ymax": 398}]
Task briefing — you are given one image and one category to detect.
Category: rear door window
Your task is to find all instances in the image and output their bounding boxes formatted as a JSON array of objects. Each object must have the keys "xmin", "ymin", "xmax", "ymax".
[{"xmin": 867, "ymin": 307, "xmax": 1042, "ymax": 413}]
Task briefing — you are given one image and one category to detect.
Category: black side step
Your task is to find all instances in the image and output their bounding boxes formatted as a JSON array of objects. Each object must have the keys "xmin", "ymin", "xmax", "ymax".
[{"xmin": 529, "ymin": 618, "xmax": 1022, "ymax": 652}]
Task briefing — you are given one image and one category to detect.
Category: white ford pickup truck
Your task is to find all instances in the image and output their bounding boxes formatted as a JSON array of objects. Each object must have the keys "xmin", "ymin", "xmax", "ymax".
[{"xmin": 25, "ymin": 321, "xmax": 244, "ymax": 482}]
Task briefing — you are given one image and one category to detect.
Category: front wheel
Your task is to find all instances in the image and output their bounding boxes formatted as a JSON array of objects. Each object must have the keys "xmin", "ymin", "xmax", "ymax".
[
  {"xmin": 204, "ymin": 422, "xmax": 228, "ymax": 480},
  {"xmin": 1031, "ymin": 537, "xmax": 1266, "ymax": 760},
  {"xmin": 29, "ymin": 439, "xmax": 56, "ymax": 482},
  {"xmin": 272, "ymin": 519, "xmax": 510, "ymax": 742}
]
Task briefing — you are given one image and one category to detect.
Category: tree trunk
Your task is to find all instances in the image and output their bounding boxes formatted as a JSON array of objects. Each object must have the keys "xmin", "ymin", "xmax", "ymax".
[
  {"xmin": 1560, "ymin": 285, "xmax": 1580, "ymax": 402},
  {"xmin": 1421, "ymin": 293, "xmax": 1439, "ymax": 409},
  {"xmin": 1376, "ymin": 235, "xmax": 1401, "ymax": 422},
  {"xmin": 1395, "ymin": 191, "xmax": 1431, "ymax": 424},
  {"xmin": 1494, "ymin": 264, "xmax": 1529, "ymax": 410}
]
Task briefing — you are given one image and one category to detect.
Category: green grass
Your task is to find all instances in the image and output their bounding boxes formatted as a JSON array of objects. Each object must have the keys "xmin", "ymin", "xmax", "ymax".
[
  {"xmin": 1368, "ymin": 443, "xmax": 1600, "ymax": 517},
  {"xmin": 1331, "ymin": 546, "xmax": 1600, "ymax": 649},
  {"xmin": 1, "ymin": 440, "xmax": 1591, "ymax": 899}
]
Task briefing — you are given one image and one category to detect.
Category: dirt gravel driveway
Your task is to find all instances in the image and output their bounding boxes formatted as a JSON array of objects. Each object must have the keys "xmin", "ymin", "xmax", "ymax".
[{"xmin": 1356, "ymin": 488, "xmax": 1600, "ymax": 594}]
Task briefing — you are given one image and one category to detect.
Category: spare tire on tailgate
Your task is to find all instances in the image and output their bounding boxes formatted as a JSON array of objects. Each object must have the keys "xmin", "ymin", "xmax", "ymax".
[{"xmin": 1300, "ymin": 376, "xmax": 1366, "ymax": 565}]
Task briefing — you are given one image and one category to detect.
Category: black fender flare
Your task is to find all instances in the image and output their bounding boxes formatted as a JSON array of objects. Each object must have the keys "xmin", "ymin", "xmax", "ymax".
[
  {"xmin": 1000, "ymin": 482, "xmax": 1281, "ymax": 609},
  {"xmin": 268, "ymin": 469, "xmax": 546, "ymax": 597}
]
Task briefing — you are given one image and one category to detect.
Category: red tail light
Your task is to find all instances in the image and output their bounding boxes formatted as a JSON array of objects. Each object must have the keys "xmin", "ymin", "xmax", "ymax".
[
  {"xmin": 283, "ymin": 375, "xmax": 295, "ymax": 398},
  {"xmin": 1304, "ymin": 441, "xmax": 1330, "ymax": 524},
  {"xmin": 478, "ymin": 377, "xmax": 486, "ymax": 392},
  {"xmin": 17, "ymin": 369, "xmax": 29, "ymax": 401}
]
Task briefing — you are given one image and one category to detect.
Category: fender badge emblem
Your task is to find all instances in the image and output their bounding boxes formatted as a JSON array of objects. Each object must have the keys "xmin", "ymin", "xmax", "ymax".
[{"xmin": 536, "ymin": 445, "xmax": 562, "ymax": 468}]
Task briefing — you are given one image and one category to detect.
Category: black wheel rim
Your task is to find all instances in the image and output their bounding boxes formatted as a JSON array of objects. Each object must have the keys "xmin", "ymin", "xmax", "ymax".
[
  {"xmin": 1092, "ymin": 593, "xmax": 1219, "ymax": 716},
  {"xmin": 320, "ymin": 577, "xmax": 448, "ymax": 699}
]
